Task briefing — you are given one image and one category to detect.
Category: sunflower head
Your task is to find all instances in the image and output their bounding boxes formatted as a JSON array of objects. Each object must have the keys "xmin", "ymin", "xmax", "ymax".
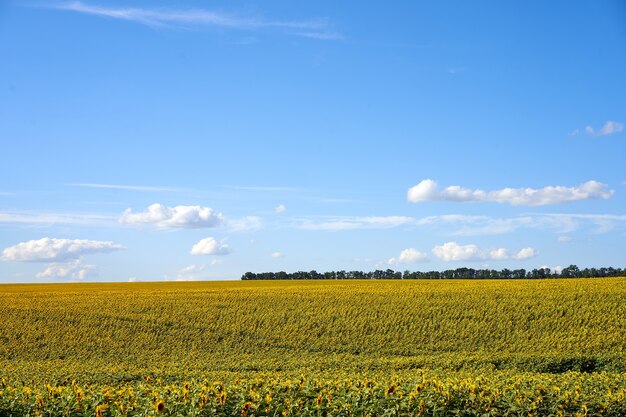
[{"xmin": 155, "ymin": 400, "xmax": 165, "ymax": 413}]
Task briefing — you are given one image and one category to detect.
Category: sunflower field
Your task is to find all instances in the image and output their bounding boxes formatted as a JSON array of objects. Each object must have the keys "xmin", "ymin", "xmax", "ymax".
[{"xmin": 0, "ymin": 278, "xmax": 625, "ymax": 416}]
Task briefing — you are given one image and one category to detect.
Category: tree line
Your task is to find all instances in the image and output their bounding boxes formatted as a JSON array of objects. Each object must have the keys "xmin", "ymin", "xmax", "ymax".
[{"xmin": 241, "ymin": 265, "xmax": 625, "ymax": 280}]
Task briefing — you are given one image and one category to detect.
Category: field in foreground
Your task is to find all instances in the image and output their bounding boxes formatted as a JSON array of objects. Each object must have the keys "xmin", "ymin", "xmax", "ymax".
[{"xmin": 0, "ymin": 278, "xmax": 625, "ymax": 416}]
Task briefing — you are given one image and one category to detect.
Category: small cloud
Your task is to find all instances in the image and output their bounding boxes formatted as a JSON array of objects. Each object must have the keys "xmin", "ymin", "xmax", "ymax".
[
  {"xmin": 407, "ymin": 179, "xmax": 613, "ymax": 206},
  {"xmin": 275, "ymin": 204, "xmax": 286, "ymax": 214},
  {"xmin": 432, "ymin": 242, "xmax": 537, "ymax": 262},
  {"xmin": 2, "ymin": 237, "xmax": 123, "ymax": 262},
  {"xmin": 128, "ymin": 277, "xmax": 139, "ymax": 282},
  {"xmin": 582, "ymin": 120, "xmax": 624, "ymax": 137},
  {"xmin": 190, "ymin": 237, "xmax": 231, "ymax": 255},
  {"xmin": 540, "ymin": 265, "xmax": 563, "ymax": 274},
  {"xmin": 557, "ymin": 235, "xmax": 572, "ymax": 243},
  {"xmin": 36, "ymin": 258, "xmax": 97, "ymax": 280},
  {"xmin": 119, "ymin": 203, "xmax": 224, "ymax": 228},
  {"xmin": 513, "ymin": 247, "xmax": 537, "ymax": 260},
  {"xmin": 271, "ymin": 251, "xmax": 284, "ymax": 258},
  {"xmin": 387, "ymin": 248, "xmax": 429, "ymax": 265}
]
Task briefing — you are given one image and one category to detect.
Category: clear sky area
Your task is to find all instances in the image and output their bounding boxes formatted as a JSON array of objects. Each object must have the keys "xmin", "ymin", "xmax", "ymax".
[{"xmin": 1, "ymin": 1, "xmax": 625, "ymax": 282}]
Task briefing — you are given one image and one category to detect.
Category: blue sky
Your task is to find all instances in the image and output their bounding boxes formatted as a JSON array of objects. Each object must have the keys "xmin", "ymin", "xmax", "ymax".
[{"xmin": 1, "ymin": 1, "xmax": 625, "ymax": 282}]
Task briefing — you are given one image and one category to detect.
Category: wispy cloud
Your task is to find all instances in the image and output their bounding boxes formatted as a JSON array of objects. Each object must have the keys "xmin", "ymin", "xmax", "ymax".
[
  {"xmin": 293, "ymin": 213, "xmax": 626, "ymax": 235},
  {"xmin": 69, "ymin": 183, "xmax": 182, "ymax": 192},
  {"xmin": 0, "ymin": 211, "xmax": 116, "ymax": 225},
  {"xmin": 582, "ymin": 120, "xmax": 624, "ymax": 137},
  {"xmin": 224, "ymin": 185, "xmax": 303, "ymax": 192},
  {"xmin": 407, "ymin": 179, "xmax": 613, "ymax": 206},
  {"xmin": 418, "ymin": 213, "xmax": 626, "ymax": 235},
  {"xmin": 226, "ymin": 216, "xmax": 263, "ymax": 232},
  {"xmin": 296, "ymin": 215, "xmax": 417, "ymax": 231},
  {"xmin": 295, "ymin": 31, "xmax": 343, "ymax": 41},
  {"xmin": 172, "ymin": 264, "xmax": 208, "ymax": 281},
  {"xmin": 48, "ymin": 2, "xmax": 339, "ymax": 39}
]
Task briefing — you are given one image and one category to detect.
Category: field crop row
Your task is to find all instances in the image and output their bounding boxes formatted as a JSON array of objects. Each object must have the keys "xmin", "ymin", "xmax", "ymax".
[{"xmin": 0, "ymin": 278, "xmax": 624, "ymax": 415}]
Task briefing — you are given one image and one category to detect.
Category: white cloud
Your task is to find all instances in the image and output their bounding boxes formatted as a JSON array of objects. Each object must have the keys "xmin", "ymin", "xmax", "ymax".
[
  {"xmin": 275, "ymin": 204, "xmax": 286, "ymax": 214},
  {"xmin": 432, "ymin": 242, "xmax": 483, "ymax": 261},
  {"xmin": 190, "ymin": 237, "xmax": 231, "ymax": 255},
  {"xmin": 513, "ymin": 247, "xmax": 537, "ymax": 260},
  {"xmin": 407, "ymin": 179, "xmax": 613, "ymax": 206},
  {"xmin": 297, "ymin": 216, "xmax": 416, "ymax": 231},
  {"xmin": 271, "ymin": 251, "xmax": 284, "ymax": 258},
  {"xmin": 584, "ymin": 120, "xmax": 624, "ymax": 136},
  {"xmin": 407, "ymin": 179, "xmax": 439, "ymax": 203},
  {"xmin": 540, "ymin": 265, "xmax": 563, "ymax": 274},
  {"xmin": 2, "ymin": 237, "xmax": 123, "ymax": 262},
  {"xmin": 36, "ymin": 259, "xmax": 97, "ymax": 280},
  {"xmin": 387, "ymin": 248, "xmax": 429, "ymax": 265},
  {"xmin": 50, "ymin": 2, "xmax": 338, "ymax": 39},
  {"xmin": 557, "ymin": 235, "xmax": 572, "ymax": 243},
  {"xmin": 432, "ymin": 242, "xmax": 537, "ymax": 262},
  {"xmin": 128, "ymin": 277, "xmax": 139, "ymax": 282},
  {"xmin": 119, "ymin": 203, "xmax": 224, "ymax": 228}
]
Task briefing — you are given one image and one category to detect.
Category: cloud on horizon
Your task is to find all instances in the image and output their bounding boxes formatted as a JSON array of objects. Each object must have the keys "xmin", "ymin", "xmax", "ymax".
[
  {"xmin": 387, "ymin": 248, "xmax": 429, "ymax": 265},
  {"xmin": 407, "ymin": 179, "xmax": 613, "ymax": 206},
  {"xmin": 432, "ymin": 242, "xmax": 536, "ymax": 262},
  {"xmin": 36, "ymin": 258, "xmax": 98, "ymax": 280}
]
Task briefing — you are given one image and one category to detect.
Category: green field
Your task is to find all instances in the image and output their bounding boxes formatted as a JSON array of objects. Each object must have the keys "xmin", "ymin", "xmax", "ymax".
[{"xmin": 1, "ymin": 278, "xmax": 625, "ymax": 415}]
